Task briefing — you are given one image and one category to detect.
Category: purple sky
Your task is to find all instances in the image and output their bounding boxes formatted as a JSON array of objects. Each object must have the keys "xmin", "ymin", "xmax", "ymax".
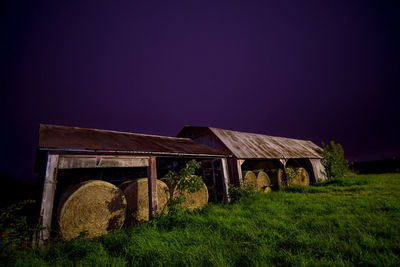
[{"xmin": 1, "ymin": 0, "xmax": 399, "ymax": 178}]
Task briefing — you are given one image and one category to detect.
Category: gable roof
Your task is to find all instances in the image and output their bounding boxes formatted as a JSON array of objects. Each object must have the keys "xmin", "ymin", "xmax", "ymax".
[
  {"xmin": 178, "ymin": 126, "xmax": 323, "ymax": 159},
  {"xmin": 38, "ymin": 124, "xmax": 230, "ymax": 157}
]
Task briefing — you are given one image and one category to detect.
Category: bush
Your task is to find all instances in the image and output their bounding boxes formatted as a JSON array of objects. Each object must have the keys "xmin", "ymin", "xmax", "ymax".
[
  {"xmin": 164, "ymin": 160, "xmax": 204, "ymax": 211},
  {"xmin": 0, "ymin": 200, "xmax": 41, "ymax": 262},
  {"xmin": 322, "ymin": 141, "xmax": 349, "ymax": 179},
  {"xmin": 228, "ymin": 183, "xmax": 256, "ymax": 203}
]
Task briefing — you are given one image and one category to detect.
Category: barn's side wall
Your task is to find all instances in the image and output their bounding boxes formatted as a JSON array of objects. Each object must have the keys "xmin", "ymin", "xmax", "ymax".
[
  {"xmin": 227, "ymin": 157, "xmax": 240, "ymax": 185},
  {"xmin": 178, "ymin": 128, "xmax": 230, "ymax": 154},
  {"xmin": 309, "ymin": 159, "xmax": 327, "ymax": 182}
]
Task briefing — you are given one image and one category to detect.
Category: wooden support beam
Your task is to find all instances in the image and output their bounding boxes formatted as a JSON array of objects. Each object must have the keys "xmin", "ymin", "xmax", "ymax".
[
  {"xmin": 237, "ymin": 159, "xmax": 245, "ymax": 185},
  {"xmin": 211, "ymin": 160, "xmax": 218, "ymax": 203},
  {"xmin": 220, "ymin": 158, "xmax": 230, "ymax": 202},
  {"xmin": 58, "ymin": 155, "xmax": 149, "ymax": 169},
  {"xmin": 39, "ymin": 153, "xmax": 59, "ymax": 245},
  {"xmin": 279, "ymin": 158, "xmax": 288, "ymax": 186},
  {"xmin": 147, "ymin": 156, "xmax": 158, "ymax": 219}
]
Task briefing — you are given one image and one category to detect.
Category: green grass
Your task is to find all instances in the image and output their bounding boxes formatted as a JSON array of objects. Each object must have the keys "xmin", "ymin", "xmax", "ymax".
[{"xmin": 6, "ymin": 174, "xmax": 400, "ymax": 266}]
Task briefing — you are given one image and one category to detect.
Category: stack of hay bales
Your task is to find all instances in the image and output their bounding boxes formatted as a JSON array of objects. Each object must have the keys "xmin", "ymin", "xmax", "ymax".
[
  {"xmin": 243, "ymin": 170, "xmax": 272, "ymax": 192},
  {"xmin": 57, "ymin": 180, "xmax": 126, "ymax": 240},
  {"xmin": 120, "ymin": 178, "xmax": 169, "ymax": 224},
  {"xmin": 286, "ymin": 167, "xmax": 309, "ymax": 186}
]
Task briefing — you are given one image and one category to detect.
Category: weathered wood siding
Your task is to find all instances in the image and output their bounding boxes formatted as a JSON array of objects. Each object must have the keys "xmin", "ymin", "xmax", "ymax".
[{"xmin": 309, "ymin": 159, "xmax": 327, "ymax": 182}]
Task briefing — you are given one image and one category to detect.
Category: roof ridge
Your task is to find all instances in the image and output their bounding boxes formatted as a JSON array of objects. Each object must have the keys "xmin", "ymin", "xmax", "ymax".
[
  {"xmin": 208, "ymin": 126, "xmax": 313, "ymax": 143},
  {"xmin": 41, "ymin": 124, "xmax": 191, "ymax": 141}
]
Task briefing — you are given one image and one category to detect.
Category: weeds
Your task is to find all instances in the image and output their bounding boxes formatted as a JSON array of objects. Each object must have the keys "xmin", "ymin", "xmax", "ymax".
[{"xmin": 0, "ymin": 200, "xmax": 43, "ymax": 264}]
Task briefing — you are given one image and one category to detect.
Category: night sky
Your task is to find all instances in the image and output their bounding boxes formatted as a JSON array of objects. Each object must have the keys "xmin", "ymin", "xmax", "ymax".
[{"xmin": 2, "ymin": 0, "xmax": 399, "ymax": 178}]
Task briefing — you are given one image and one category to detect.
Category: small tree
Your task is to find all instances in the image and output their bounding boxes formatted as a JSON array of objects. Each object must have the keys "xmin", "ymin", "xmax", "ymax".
[
  {"xmin": 164, "ymin": 160, "xmax": 203, "ymax": 210},
  {"xmin": 322, "ymin": 141, "xmax": 349, "ymax": 178}
]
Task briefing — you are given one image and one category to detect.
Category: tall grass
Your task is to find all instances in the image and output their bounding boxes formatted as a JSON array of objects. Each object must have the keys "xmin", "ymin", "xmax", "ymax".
[{"xmin": 5, "ymin": 174, "xmax": 400, "ymax": 266}]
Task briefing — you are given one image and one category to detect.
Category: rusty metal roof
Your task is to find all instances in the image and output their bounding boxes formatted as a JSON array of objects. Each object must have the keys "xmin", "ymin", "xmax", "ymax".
[
  {"xmin": 180, "ymin": 126, "xmax": 323, "ymax": 159},
  {"xmin": 38, "ymin": 124, "xmax": 230, "ymax": 157}
]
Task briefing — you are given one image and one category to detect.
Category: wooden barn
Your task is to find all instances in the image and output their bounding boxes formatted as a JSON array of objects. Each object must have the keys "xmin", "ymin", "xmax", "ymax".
[
  {"xmin": 35, "ymin": 124, "xmax": 327, "ymax": 243},
  {"xmin": 35, "ymin": 124, "xmax": 231, "ymax": 243},
  {"xmin": 177, "ymin": 126, "xmax": 327, "ymax": 188}
]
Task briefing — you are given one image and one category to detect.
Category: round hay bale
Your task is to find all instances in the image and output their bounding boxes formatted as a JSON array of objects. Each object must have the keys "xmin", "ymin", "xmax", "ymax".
[
  {"xmin": 286, "ymin": 167, "xmax": 310, "ymax": 186},
  {"xmin": 256, "ymin": 171, "xmax": 272, "ymax": 192},
  {"xmin": 243, "ymin": 171, "xmax": 257, "ymax": 189},
  {"xmin": 160, "ymin": 177, "xmax": 175, "ymax": 193},
  {"xmin": 119, "ymin": 180, "xmax": 134, "ymax": 192},
  {"xmin": 174, "ymin": 179, "xmax": 209, "ymax": 211},
  {"xmin": 57, "ymin": 180, "xmax": 126, "ymax": 240},
  {"xmin": 121, "ymin": 178, "xmax": 169, "ymax": 223}
]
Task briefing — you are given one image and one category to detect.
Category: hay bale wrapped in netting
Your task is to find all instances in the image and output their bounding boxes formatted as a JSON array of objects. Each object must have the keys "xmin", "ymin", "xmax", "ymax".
[
  {"xmin": 286, "ymin": 167, "xmax": 310, "ymax": 186},
  {"xmin": 57, "ymin": 180, "xmax": 126, "ymax": 240},
  {"xmin": 173, "ymin": 179, "xmax": 209, "ymax": 211},
  {"xmin": 121, "ymin": 178, "xmax": 169, "ymax": 223},
  {"xmin": 256, "ymin": 171, "xmax": 272, "ymax": 192},
  {"xmin": 242, "ymin": 171, "xmax": 257, "ymax": 190}
]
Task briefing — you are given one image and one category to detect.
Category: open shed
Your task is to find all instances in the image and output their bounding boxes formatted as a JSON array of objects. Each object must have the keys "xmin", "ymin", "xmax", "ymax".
[
  {"xmin": 177, "ymin": 126, "xmax": 327, "ymax": 186},
  {"xmin": 36, "ymin": 124, "xmax": 231, "ymax": 243}
]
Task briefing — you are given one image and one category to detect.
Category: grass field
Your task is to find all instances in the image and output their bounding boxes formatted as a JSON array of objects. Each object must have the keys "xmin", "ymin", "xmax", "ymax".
[{"xmin": 4, "ymin": 173, "xmax": 400, "ymax": 266}]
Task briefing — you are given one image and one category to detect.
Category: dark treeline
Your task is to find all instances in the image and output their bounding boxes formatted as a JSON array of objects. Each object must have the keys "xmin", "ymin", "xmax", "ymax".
[
  {"xmin": 0, "ymin": 174, "xmax": 43, "ymax": 225},
  {"xmin": 352, "ymin": 159, "xmax": 400, "ymax": 174}
]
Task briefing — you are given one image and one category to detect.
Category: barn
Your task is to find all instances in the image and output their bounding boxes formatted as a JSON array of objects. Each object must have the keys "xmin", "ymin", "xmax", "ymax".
[
  {"xmin": 35, "ymin": 124, "xmax": 327, "ymax": 243},
  {"xmin": 177, "ymin": 126, "xmax": 327, "ymax": 188},
  {"xmin": 35, "ymin": 124, "xmax": 231, "ymax": 243}
]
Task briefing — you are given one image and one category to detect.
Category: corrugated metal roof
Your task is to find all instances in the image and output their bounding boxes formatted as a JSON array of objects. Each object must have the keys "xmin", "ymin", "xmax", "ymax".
[
  {"xmin": 38, "ymin": 124, "xmax": 230, "ymax": 157},
  {"xmin": 180, "ymin": 126, "xmax": 323, "ymax": 159},
  {"xmin": 210, "ymin": 127, "xmax": 322, "ymax": 159}
]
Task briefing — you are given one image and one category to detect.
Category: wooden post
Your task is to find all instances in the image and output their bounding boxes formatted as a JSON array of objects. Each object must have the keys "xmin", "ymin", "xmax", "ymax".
[
  {"xmin": 147, "ymin": 156, "xmax": 158, "ymax": 219},
  {"xmin": 279, "ymin": 158, "xmax": 288, "ymax": 187},
  {"xmin": 39, "ymin": 153, "xmax": 59, "ymax": 245},
  {"xmin": 220, "ymin": 158, "xmax": 230, "ymax": 202},
  {"xmin": 237, "ymin": 159, "xmax": 245, "ymax": 185},
  {"xmin": 211, "ymin": 160, "xmax": 218, "ymax": 203}
]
